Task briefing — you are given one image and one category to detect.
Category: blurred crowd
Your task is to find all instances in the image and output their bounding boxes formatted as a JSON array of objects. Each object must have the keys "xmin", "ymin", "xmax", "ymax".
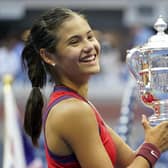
[{"xmin": 0, "ymin": 30, "xmax": 26, "ymax": 83}]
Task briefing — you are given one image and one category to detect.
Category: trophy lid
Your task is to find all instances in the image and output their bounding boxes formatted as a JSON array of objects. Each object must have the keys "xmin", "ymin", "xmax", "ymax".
[{"xmin": 143, "ymin": 16, "xmax": 168, "ymax": 49}]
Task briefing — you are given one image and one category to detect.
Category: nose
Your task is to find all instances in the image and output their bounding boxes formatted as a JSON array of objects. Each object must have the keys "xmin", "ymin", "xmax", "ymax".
[{"xmin": 82, "ymin": 40, "xmax": 94, "ymax": 53}]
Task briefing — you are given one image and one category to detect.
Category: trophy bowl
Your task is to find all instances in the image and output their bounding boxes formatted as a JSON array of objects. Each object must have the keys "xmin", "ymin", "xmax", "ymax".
[{"xmin": 126, "ymin": 16, "xmax": 168, "ymax": 126}]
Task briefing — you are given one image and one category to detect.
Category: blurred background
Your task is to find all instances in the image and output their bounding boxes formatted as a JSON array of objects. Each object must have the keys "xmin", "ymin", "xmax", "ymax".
[{"xmin": 0, "ymin": 0, "xmax": 168, "ymax": 167}]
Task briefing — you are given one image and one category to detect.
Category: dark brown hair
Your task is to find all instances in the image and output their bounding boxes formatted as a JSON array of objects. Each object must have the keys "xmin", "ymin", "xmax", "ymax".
[{"xmin": 22, "ymin": 8, "xmax": 82, "ymax": 146}]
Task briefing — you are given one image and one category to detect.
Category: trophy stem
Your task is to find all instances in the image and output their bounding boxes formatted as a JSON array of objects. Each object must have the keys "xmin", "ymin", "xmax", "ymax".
[{"xmin": 149, "ymin": 101, "xmax": 168, "ymax": 126}]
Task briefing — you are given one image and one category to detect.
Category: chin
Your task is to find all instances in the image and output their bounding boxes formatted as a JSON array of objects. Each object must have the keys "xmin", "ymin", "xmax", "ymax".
[{"xmin": 89, "ymin": 66, "xmax": 100, "ymax": 75}]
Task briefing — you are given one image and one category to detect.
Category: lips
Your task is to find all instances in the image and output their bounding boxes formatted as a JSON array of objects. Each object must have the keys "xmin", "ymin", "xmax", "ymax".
[{"xmin": 79, "ymin": 54, "xmax": 96, "ymax": 62}]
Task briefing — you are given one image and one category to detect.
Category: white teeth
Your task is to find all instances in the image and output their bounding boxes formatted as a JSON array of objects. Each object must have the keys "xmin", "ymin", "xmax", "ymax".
[
  {"xmin": 80, "ymin": 55, "xmax": 96, "ymax": 62},
  {"xmin": 85, "ymin": 55, "xmax": 95, "ymax": 61}
]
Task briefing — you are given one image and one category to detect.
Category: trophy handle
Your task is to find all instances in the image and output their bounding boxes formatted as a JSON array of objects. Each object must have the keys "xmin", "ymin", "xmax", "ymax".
[{"xmin": 126, "ymin": 47, "xmax": 141, "ymax": 83}]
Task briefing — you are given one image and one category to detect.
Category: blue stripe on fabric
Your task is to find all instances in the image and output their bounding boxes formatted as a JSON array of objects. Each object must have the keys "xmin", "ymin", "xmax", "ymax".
[
  {"xmin": 43, "ymin": 95, "xmax": 73, "ymax": 124},
  {"xmin": 48, "ymin": 149, "xmax": 77, "ymax": 163},
  {"xmin": 53, "ymin": 85, "xmax": 79, "ymax": 94}
]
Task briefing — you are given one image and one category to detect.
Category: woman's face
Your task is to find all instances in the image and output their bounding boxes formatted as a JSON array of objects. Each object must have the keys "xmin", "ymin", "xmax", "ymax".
[{"xmin": 54, "ymin": 14, "xmax": 101, "ymax": 83}]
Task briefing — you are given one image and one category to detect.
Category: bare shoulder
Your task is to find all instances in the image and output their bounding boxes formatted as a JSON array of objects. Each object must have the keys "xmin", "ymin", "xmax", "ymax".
[
  {"xmin": 49, "ymin": 97, "xmax": 95, "ymax": 119},
  {"xmin": 47, "ymin": 97, "xmax": 98, "ymax": 136}
]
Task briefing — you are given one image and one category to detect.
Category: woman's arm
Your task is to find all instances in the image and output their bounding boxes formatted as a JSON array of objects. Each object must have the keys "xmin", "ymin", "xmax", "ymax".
[
  {"xmin": 54, "ymin": 98, "xmax": 115, "ymax": 168},
  {"xmin": 105, "ymin": 124, "xmax": 136, "ymax": 167},
  {"xmin": 58, "ymin": 100, "xmax": 157, "ymax": 168}
]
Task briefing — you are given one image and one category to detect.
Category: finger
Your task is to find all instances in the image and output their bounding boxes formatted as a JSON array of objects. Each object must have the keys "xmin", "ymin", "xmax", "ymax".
[{"xmin": 141, "ymin": 114, "xmax": 151, "ymax": 130}]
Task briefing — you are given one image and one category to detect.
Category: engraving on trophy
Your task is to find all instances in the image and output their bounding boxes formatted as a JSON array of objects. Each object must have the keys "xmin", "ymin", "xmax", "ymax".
[{"xmin": 126, "ymin": 16, "xmax": 168, "ymax": 125}]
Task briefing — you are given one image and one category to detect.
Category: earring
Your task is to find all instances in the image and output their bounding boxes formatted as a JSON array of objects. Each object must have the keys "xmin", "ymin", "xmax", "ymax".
[{"xmin": 52, "ymin": 63, "xmax": 56, "ymax": 67}]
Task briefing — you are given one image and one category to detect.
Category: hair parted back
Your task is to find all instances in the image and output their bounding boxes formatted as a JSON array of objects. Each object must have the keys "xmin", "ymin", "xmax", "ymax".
[{"xmin": 22, "ymin": 8, "xmax": 82, "ymax": 146}]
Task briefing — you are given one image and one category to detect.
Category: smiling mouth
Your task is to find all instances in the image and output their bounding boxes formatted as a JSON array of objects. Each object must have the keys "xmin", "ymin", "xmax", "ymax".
[{"xmin": 79, "ymin": 54, "xmax": 96, "ymax": 62}]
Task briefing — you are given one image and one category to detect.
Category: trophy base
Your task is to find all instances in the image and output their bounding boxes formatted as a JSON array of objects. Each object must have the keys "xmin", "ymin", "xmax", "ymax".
[{"xmin": 149, "ymin": 113, "xmax": 168, "ymax": 126}]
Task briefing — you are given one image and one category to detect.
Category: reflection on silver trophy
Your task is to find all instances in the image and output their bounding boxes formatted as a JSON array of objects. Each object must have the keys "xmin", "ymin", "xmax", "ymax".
[{"xmin": 127, "ymin": 16, "xmax": 168, "ymax": 126}]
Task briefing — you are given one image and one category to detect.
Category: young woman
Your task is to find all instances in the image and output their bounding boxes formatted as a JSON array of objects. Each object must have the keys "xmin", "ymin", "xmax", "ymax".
[{"xmin": 22, "ymin": 8, "xmax": 168, "ymax": 168}]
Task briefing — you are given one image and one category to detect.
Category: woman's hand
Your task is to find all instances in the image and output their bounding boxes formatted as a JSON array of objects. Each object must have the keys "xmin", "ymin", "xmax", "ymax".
[{"xmin": 142, "ymin": 114, "xmax": 168, "ymax": 152}]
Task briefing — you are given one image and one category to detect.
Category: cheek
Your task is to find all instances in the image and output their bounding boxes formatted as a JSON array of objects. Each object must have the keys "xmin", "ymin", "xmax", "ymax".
[
  {"xmin": 59, "ymin": 47, "xmax": 79, "ymax": 58},
  {"xmin": 95, "ymin": 40, "xmax": 101, "ymax": 55},
  {"xmin": 64, "ymin": 49, "xmax": 81, "ymax": 62},
  {"xmin": 60, "ymin": 52, "xmax": 79, "ymax": 66}
]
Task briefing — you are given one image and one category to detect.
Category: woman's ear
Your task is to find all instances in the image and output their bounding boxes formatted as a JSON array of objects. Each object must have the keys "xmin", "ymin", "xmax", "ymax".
[{"xmin": 40, "ymin": 48, "xmax": 56, "ymax": 66}]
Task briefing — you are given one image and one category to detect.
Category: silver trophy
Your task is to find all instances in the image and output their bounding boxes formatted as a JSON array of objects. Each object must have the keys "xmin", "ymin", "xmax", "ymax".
[{"xmin": 127, "ymin": 16, "xmax": 168, "ymax": 126}]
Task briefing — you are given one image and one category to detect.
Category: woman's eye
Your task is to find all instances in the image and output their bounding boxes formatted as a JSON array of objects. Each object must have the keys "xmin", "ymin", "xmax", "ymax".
[
  {"xmin": 69, "ymin": 39, "xmax": 79, "ymax": 45},
  {"xmin": 88, "ymin": 35, "xmax": 94, "ymax": 40},
  {"xmin": 71, "ymin": 40, "xmax": 78, "ymax": 44}
]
